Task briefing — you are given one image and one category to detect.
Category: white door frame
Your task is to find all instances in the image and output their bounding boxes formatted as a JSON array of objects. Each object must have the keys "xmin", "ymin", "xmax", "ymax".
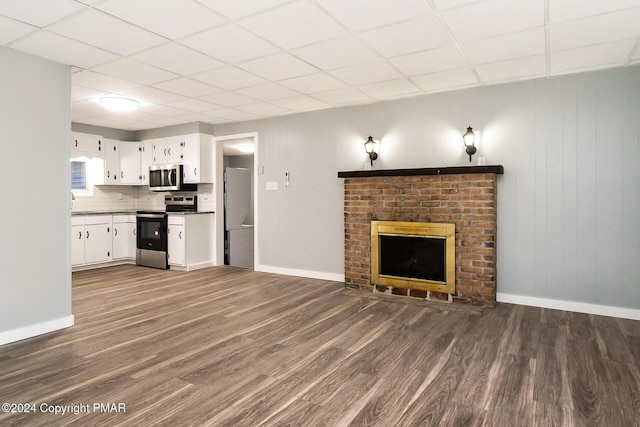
[{"xmin": 214, "ymin": 132, "xmax": 259, "ymax": 267}]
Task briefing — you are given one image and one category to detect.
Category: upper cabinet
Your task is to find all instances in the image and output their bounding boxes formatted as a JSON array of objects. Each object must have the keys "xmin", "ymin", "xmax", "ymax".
[
  {"xmin": 149, "ymin": 134, "xmax": 213, "ymax": 184},
  {"xmin": 104, "ymin": 139, "xmax": 120, "ymax": 184},
  {"xmin": 119, "ymin": 142, "xmax": 153, "ymax": 185},
  {"xmin": 71, "ymin": 132, "xmax": 103, "ymax": 158}
]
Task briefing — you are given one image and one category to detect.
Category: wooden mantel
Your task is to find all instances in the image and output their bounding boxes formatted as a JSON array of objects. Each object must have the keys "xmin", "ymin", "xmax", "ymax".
[{"xmin": 337, "ymin": 165, "xmax": 504, "ymax": 178}]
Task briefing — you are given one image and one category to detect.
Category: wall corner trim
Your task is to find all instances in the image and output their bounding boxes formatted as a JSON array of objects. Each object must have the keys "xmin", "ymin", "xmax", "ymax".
[
  {"xmin": 0, "ymin": 315, "xmax": 75, "ymax": 346},
  {"xmin": 497, "ymin": 293, "xmax": 640, "ymax": 321}
]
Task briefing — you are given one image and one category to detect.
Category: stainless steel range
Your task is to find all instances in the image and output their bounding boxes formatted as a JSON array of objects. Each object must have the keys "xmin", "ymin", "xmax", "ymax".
[{"xmin": 136, "ymin": 195, "xmax": 197, "ymax": 269}]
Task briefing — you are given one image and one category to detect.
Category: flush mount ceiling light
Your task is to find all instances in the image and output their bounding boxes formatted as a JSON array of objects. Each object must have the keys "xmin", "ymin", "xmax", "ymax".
[
  {"xmin": 237, "ymin": 144, "xmax": 254, "ymax": 153},
  {"xmin": 98, "ymin": 96, "xmax": 140, "ymax": 112}
]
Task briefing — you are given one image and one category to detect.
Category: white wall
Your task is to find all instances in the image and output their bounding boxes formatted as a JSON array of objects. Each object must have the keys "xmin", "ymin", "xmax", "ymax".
[
  {"xmin": 0, "ymin": 47, "xmax": 74, "ymax": 344},
  {"xmin": 215, "ymin": 66, "xmax": 640, "ymax": 314}
]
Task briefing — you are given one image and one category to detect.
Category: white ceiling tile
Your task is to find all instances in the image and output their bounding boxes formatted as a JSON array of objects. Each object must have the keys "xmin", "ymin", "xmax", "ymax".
[
  {"xmin": 117, "ymin": 86, "xmax": 185, "ymax": 105},
  {"xmin": 71, "ymin": 85, "xmax": 107, "ymax": 102},
  {"xmin": 0, "ymin": 0, "xmax": 84, "ymax": 28},
  {"xmin": 204, "ymin": 107, "xmax": 258, "ymax": 120},
  {"xmin": 475, "ymin": 55, "xmax": 546, "ymax": 84},
  {"xmin": 10, "ymin": 31, "xmax": 118, "ymax": 69},
  {"xmin": 358, "ymin": 79, "xmax": 423, "ymax": 100},
  {"xmin": 432, "ymin": 0, "xmax": 481, "ymax": 10},
  {"xmin": 238, "ymin": 0, "xmax": 346, "ymax": 49},
  {"xmin": 72, "ymin": 70, "xmax": 141, "ymax": 92},
  {"xmin": 199, "ymin": 92, "xmax": 258, "ymax": 107},
  {"xmin": 271, "ymin": 95, "xmax": 330, "ymax": 111},
  {"xmin": 0, "ymin": 16, "xmax": 37, "ymax": 44},
  {"xmin": 91, "ymin": 58, "xmax": 179, "ymax": 85},
  {"xmin": 236, "ymin": 102, "xmax": 289, "ymax": 116},
  {"xmin": 411, "ymin": 68, "xmax": 480, "ymax": 93},
  {"xmin": 166, "ymin": 98, "xmax": 220, "ymax": 112},
  {"xmin": 146, "ymin": 116, "xmax": 193, "ymax": 127},
  {"xmin": 390, "ymin": 45, "xmax": 469, "ymax": 76},
  {"xmin": 152, "ymin": 77, "xmax": 223, "ymax": 97},
  {"xmin": 131, "ymin": 43, "xmax": 224, "ymax": 76},
  {"xmin": 315, "ymin": 0, "xmax": 434, "ymax": 32},
  {"xmin": 291, "ymin": 36, "xmax": 378, "ymax": 70},
  {"xmin": 72, "ymin": 99, "xmax": 107, "ymax": 114},
  {"xmin": 550, "ymin": 8, "xmax": 640, "ymax": 52},
  {"xmin": 196, "ymin": 0, "xmax": 289, "ymax": 19},
  {"xmin": 141, "ymin": 104, "xmax": 192, "ymax": 117},
  {"xmin": 442, "ymin": 0, "xmax": 544, "ymax": 41},
  {"xmin": 550, "ymin": 0, "xmax": 640, "ymax": 23},
  {"xmin": 48, "ymin": 9, "xmax": 166, "ymax": 55},
  {"xmin": 358, "ymin": 16, "xmax": 453, "ymax": 58},
  {"xmin": 330, "ymin": 60, "xmax": 404, "ymax": 86},
  {"xmin": 70, "ymin": 108, "xmax": 98, "ymax": 121},
  {"xmin": 175, "ymin": 111, "xmax": 227, "ymax": 122},
  {"xmin": 96, "ymin": 0, "xmax": 224, "ymax": 40},
  {"xmin": 236, "ymin": 83, "xmax": 299, "ymax": 101},
  {"xmin": 180, "ymin": 24, "xmax": 279, "ymax": 64},
  {"xmin": 280, "ymin": 72, "xmax": 347, "ymax": 93},
  {"xmin": 238, "ymin": 52, "xmax": 318, "ymax": 81},
  {"xmin": 313, "ymin": 87, "xmax": 374, "ymax": 106},
  {"xmin": 550, "ymin": 40, "xmax": 636, "ymax": 75},
  {"xmin": 461, "ymin": 27, "xmax": 545, "ymax": 65},
  {"xmin": 191, "ymin": 66, "xmax": 266, "ymax": 90}
]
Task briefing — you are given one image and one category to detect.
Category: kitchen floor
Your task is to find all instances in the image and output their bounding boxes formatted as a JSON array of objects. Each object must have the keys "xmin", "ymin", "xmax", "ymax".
[{"xmin": 0, "ymin": 265, "xmax": 639, "ymax": 426}]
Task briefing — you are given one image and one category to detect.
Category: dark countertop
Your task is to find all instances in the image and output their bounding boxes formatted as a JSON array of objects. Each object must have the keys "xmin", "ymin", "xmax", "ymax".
[{"xmin": 167, "ymin": 211, "xmax": 215, "ymax": 215}]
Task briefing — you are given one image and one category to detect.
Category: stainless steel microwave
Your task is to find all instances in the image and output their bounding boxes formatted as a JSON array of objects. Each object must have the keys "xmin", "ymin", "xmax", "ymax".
[{"xmin": 148, "ymin": 164, "xmax": 197, "ymax": 192}]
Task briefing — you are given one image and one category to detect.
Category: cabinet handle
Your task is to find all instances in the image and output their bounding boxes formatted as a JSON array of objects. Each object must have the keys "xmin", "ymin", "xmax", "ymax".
[
  {"xmin": 86, "ymin": 231, "xmax": 89, "ymax": 239},
  {"xmin": 121, "ymin": 171, "xmax": 124, "ymax": 179},
  {"xmin": 164, "ymin": 148, "xmax": 167, "ymax": 156},
  {"xmin": 113, "ymin": 145, "xmax": 117, "ymax": 151},
  {"xmin": 179, "ymin": 231, "xmax": 182, "ymax": 239},
  {"xmin": 78, "ymin": 231, "xmax": 82, "ymax": 239},
  {"xmin": 107, "ymin": 227, "xmax": 110, "ymax": 233},
  {"xmin": 74, "ymin": 139, "xmax": 78, "ymax": 147},
  {"xmin": 107, "ymin": 171, "xmax": 110, "ymax": 178},
  {"xmin": 114, "ymin": 228, "xmax": 118, "ymax": 236},
  {"xmin": 139, "ymin": 175, "xmax": 142, "ymax": 180},
  {"xmin": 194, "ymin": 168, "xmax": 197, "ymax": 176},
  {"xmin": 107, "ymin": 251, "xmax": 110, "ymax": 257},
  {"xmin": 133, "ymin": 228, "xmax": 136, "ymax": 236},
  {"xmin": 139, "ymin": 146, "xmax": 142, "ymax": 152},
  {"xmin": 168, "ymin": 148, "xmax": 171, "ymax": 156}
]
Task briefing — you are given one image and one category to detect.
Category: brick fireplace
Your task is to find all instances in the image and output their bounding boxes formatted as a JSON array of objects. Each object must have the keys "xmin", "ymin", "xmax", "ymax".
[{"xmin": 338, "ymin": 166, "xmax": 503, "ymax": 307}]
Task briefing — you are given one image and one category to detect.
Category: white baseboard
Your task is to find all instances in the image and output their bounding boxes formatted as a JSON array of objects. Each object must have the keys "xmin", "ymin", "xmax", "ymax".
[
  {"xmin": 255, "ymin": 264, "xmax": 345, "ymax": 283},
  {"xmin": 170, "ymin": 261, "xmax": 216, "ymax": 272},
  {"xmin": 497, "ymin": 293, "xmax": 640, "ymax": 321},
  {"xmin": 0, "ymin": 315, "xmax": 75, "ymax": 346}
]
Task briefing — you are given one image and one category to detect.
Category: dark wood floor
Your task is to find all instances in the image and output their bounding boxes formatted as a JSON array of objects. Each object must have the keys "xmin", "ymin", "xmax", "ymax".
[{"xmin": 1, "ymin": 265, "xmax": 639, "ymax": 426}]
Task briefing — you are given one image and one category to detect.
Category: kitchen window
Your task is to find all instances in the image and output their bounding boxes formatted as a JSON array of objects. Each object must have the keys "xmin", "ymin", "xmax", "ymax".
[{"xmin": 71, "ymin": 161, "xmax": 87, "ymax": 191}]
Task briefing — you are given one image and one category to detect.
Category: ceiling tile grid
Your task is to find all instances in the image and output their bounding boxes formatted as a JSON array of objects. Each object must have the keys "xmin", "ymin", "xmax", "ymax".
[{"xmin": 0, "ymin": 0, "xmax": 639, "ymax": 130}]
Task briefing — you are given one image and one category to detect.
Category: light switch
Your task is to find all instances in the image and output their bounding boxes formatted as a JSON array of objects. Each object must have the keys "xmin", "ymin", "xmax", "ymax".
[{"xmin": 266, "ymin": 181, "xmax": 278, "ymax": 191}]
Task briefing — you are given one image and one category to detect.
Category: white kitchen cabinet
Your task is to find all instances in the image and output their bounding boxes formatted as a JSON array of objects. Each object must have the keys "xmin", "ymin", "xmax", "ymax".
[
  {"xmin": 71, "ymin": 220, "xmax": 85, "ymax": 267},
  {"xmin": 118, "ymin": 143, "xmax": 142, "ymax": 185},
  {"xmin": 167, "ymin": 217, "xmax": 185, "ymax": 267},
  {"xmin": 104, "ymin": 139, "xmax": 120, "ymax": 184},
  {"xmin": 140, "ymin": 141, "xmax": 153, "ymax": 185},
  {"xmin": 112, "ymin": 215, "xmax": 136, "ymax": 260},
  {"xmin": 167, "ymin": 214, "xmax": 214, "ymax": 271},
  {"xmin": 182, "ymin": 133, "xmax": 213, "ymax": 183},
  {"xmin": 72, "ymin": 215, "xmax": 113, "ymax": 266},
  {"xmin": 152, "ymin": 137, "xmax": 183, "ymax": 165},
  {"xmin": 71, "ymin": 132, "xmax": 103, "ymax": 157}
]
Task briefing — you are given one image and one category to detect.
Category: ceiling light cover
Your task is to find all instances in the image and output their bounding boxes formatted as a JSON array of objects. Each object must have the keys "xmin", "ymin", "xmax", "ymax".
[{"xmin": 99, "ymin": 96, "xmax": 141, "ymax": 112}]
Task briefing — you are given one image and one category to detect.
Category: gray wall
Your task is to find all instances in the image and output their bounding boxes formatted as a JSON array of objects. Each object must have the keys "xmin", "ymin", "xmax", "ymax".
[
  {"xmin": 215, "ymin": 66, "xmax": 640, "ymax": 311},
  {"xmin": 225, "ymin": 155, "xmax": 255, "ymax": 225},
  {"xmin": 0, "ymin": 47, "xmax": 72, "ymax": 338}
]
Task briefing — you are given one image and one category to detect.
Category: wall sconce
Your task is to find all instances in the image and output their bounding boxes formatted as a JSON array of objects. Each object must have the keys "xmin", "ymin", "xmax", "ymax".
[
  {"xmin": 463, "ymin": 126, "xmax": 477, "ymax": 162},
  {"xmin": 364, "ymin": 136, "xmax": 378, "ymax": 166}
]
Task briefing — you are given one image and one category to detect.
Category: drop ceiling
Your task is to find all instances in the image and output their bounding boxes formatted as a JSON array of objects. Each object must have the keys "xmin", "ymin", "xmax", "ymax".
[{"xmin": 2, "ymin": 0, "xmax": 640, "ymax": 131}]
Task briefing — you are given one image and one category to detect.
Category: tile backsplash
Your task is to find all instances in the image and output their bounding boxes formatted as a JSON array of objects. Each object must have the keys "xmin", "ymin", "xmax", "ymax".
[
  {"xmin": 71, "ymin": 185, "xmax": 165, "ymax": 213},
  {"xmin": 71, "ymin": 184, "xmax": 215, "ymax": 213}
]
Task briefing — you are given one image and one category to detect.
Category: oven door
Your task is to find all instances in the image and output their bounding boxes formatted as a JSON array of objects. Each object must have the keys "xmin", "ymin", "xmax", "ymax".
[{"xmin": 136, "ymin": 213, "xmax": 167, "ymax": 251}]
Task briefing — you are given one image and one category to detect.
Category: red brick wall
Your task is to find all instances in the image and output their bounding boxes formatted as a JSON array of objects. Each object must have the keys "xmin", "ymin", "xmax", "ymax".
[{"xmin": 343, "ymin": 173, "xmax": 498, "ymax": 306}]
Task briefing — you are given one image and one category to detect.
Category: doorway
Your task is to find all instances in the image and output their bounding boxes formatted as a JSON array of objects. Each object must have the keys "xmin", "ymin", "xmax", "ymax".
[{"xmin": 215, "ymin": 133, "xmax": 257, "ymax": 269}]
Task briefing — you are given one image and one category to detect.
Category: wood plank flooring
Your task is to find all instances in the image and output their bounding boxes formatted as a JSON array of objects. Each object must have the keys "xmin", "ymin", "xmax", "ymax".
[{"xmin": 1, "ymin": 265, "xmax": 639, "ymax": 426}]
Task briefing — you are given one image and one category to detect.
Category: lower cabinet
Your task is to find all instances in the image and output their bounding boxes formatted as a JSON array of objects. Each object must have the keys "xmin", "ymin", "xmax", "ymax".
[
  {"xmin": 112, "ymin": 215, "xmax": 136, "ymax": 260},
  {"xmin": 71, "ymin": 215, "xmax": 113, "ymax": 267},
  {"xmin": 167, "ymin": 214, "xmax": 214, "ymax": 271}
]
